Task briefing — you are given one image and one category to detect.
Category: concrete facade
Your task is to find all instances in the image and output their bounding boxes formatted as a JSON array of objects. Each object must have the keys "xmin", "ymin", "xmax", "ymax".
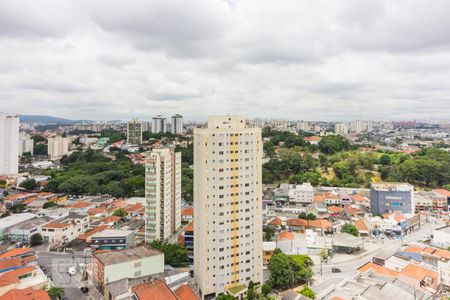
[{"xmin": 370, "ymin": 183, "xmax": 414, "ymax": 214}]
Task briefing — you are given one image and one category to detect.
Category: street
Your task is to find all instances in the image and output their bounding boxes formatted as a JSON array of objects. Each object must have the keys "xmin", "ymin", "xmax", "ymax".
[
  {"xmin": 37, "ymin": 251, "xmax": 92, "ymax": 300},
  {"xmin": 311, "ymin": 220, "xmax": 438, "ymax": 295}
]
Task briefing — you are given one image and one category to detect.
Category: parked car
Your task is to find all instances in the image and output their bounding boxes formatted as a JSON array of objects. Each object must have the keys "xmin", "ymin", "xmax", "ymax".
[
  {"xmin": 331, "ymin": 267, "xmax": 341, "ymax": 273},
  {"xmin": 80, "ymin": 286, "xmax": 89, "ymax": 294},
  {"xmin": 67, "ymin": 266, "xmax": 77, "ymax": 276}
]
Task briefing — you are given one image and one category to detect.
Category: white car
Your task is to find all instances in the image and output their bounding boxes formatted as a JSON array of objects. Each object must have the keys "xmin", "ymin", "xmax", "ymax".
[{"xmin": 67, "ymin": 266, "xmax": 77, "ymax": 276}]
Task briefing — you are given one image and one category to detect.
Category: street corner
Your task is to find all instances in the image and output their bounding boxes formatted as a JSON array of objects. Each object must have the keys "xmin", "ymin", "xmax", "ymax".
[{"xmin": 50, "ymin": 257, "xmax": 82, "ymax": 288}]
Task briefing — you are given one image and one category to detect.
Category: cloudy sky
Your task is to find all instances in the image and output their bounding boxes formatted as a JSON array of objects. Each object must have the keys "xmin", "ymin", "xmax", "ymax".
[{"xmin": 1, "ymin": 0, "xmax": 449, "ymax": 121}]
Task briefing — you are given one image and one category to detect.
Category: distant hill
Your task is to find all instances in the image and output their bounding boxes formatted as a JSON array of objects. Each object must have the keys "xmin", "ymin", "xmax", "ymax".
[{"xmin": 19, "ymin": 115, "xmax": 80, "ymax": 124}]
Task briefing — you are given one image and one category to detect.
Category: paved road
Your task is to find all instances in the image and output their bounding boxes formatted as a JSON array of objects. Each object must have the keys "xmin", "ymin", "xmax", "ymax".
[
  {"xmin": 311, "ymin": 220, "xmax": 438, "ymax": 295},
  {"xmin": 37, "ymin": 251, "xmax": 92, "ymax": 300}
]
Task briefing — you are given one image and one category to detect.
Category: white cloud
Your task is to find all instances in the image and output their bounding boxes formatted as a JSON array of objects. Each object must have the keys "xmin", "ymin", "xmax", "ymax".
[{"xmin": 0, "ymin": 0, "xmax": 449, "ymax": 121}]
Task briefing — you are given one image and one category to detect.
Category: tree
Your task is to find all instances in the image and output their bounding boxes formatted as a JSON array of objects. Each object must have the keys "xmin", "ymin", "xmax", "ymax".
[
  {"xmin": 298, "ymin": 212, "xmax": 308, "ymax": 220},
  {"xmin": 341, "ymin": 223, "xmax": 359, "ymax": 237},
  {"xmin": 379, "ymin": 154, "xmax": 391, "ymax": 165},
  {"xmin": 268, "ymin": 251, "xmax": 294, "ymax": 289},
  {"xmin": 443, "ymin": 184, "xmax": 450, "ymax": 191},
  {"xmin": 10, "ymin": 204, "xmax": 25, "ymax": 213},
  {"xmin": 264, "ymin": 226, "xmax": 275, "ymax": 241},
  {"xmin": 112, "ymin": 208, "xmax": 127, "ymax": 218},
  {"xmin": 298, "ymin": 286, "xmax": 316, "ymax": 299},
  {"xmin": 30, "ymin": 233, "xmax": 43, "ymax": 246},
  {"xmin": 306, "ymin": 213, "xmax": 316, "ymax": 220},
  {"xmin": 19, "ymin": 179, "xmax": 37, "ymax": 191},
  {"xmin": 246, "ymin": 287, "xmax": 254, "ymax": 300},
  {"xmin": 288, "ymin": 254, "xmax": 314, "ymax": 284},
  {"xmin": 43, "ymin": 201, "xmax": 57, "ymax": 209},
  {"xmin": 319, "ymin": 135, "xmax": 351, "ymax": 154},
  {"xmin": 320, "ymin": 249, "xmax": 329, "ymax": 263},
  {"xmin": 261, "ymin": 282, "xmax": 272, "ymax": 296},
  {"xmin": 150, "ymin": 240, "xmax": 189, "ymax": 267},
  {"xmin": 47, "ymin": 287, "xmax": 64, "ymax": 300}
]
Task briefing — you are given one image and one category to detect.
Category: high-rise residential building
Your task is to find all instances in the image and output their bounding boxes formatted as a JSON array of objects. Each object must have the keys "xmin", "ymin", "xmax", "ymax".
[
  {"xmin": 127, "ymin": 119, "xmax": 143, "ymax": 145},
  {"xmin": 151, "ymin": 115, "xmax": 167, "ymax": 133},
  {"xmin": 335, "ymin": 123, "xmax": 348, "ymax": 135},
  {"xmin": 370, "ymin": 182, "xmax": 415, "ymax": 214},
  {"xmin": 141, "ymin": 121, "xmax": 151, "ymax": 132},
  {"xmin": 194, "ymin": 116, "xmax": 263, "ymax": 299},
  {"xmin": 145, "ymin": 147, "xmax": 181, "ymax": 242},
  {"xmin": 47, "ymin": 136, "xmax": 70, "ymax": 161},
  {"xmin": 171, "ymin": 114, "xmax": 184, "ymax": 135},
  {"xmin": 0, "ymin": 113, "xmax": 19, "ymax": 175},
  {"xmin": 18, "ymin": 132, "xmax": 34, "ymax": 156}
]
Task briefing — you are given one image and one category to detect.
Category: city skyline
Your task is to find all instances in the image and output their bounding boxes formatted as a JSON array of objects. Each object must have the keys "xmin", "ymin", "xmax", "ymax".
[{"xmin": 1, "ymin": 0, "xmax": 450, "ymax": 121}]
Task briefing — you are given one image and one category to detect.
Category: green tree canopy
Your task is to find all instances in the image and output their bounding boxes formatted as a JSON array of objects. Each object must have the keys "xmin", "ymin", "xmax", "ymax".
[
  {"xmin": 30, "ymin": 233, "xmax": 43, "ymax": 246},
  {"xmin": 268, "ymin": 251, "xmax": 294, "ymax": 289},
  {"xmin": 150, "ymin": 240, "xmax": 189, "ymax": 267},
  {"xmin": 319, "ymin": 135, "xmax": 351, "ymax": 154},
  {"xmin": 112, "ymin": 208, "xmax": 127, "ymax": 218},
  {"xmin": 19, "ymin": 179, "xmax": 37, "ymax": 191},
  {"xmin": 298, "ymin": 286, "xmax": 316, "ymax": 299},
  {"xmin": 43, "ymin": 201, "xmax": 58, "ymax": 209},
  {"xmin": 341, "ymin": 223, "xmax": 359, "ymax": 237}
]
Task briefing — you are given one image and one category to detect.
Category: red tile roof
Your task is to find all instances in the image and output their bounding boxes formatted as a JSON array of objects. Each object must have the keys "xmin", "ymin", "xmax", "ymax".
[
  {"xmin": 401, "ymin": 263, "xmax": 438, "ymax": 282},
  {"xmin": 433, "ymin": 189, "xmax": 450, "ymax": 197},
  {"xmin": 0, "ymin": 288, "xmax": 50, "ymax": 300},
  {"xmin": 88, "ymin": 207, "xmax": 106, "ymax": 215},
  {"xmin": 352, "ymin": 195, "xmax": 369, "ymax": 202},
  {"xmin": 307, "ymin": 219, "xmax": 332, "ymax": 229},
  {"xmin": 4, "ymin": 193, "xmax": 31, "ymax": 201},
  {"xmin": 278, "ymin": 231, "xmax": 295, "ymax": 241},
  {"xmin": 403, "ymin": 246, "xmax": 424, "ymax": 253},
  {"xmin": 77, "ymin": 225, "xmax": 109, "ymax": 241},
  {"xmin": 101, "ymin": 216, "xmax": 121, "ymax": 224},
  {"xmin": 0, "ymin": 258, "xmax": 21, "ymax": 271},
  {"xmin": 328, "ymin": 206, "xmax": 344, "ymax": 213},
  {"xmin": 69, "ymin": 202, "xmax": 93, "ymax": 209},
  {"xmin": 175, "ymin": 284, "xmax": 199, "ymax": 300},
  {"xmin": 268, "ymin": 217, "xmax": 282, "ymax": 226},
  {"xmin": 181, "ymin": 208, "xmax": 193, "ymax": 216},
  {"xmin": 358, "ymin": 262, "xmax": 399, "ymax": 277},
  {"xmin": 354, "ymin": 219, "xmax": 368, "ymax": 232},
  {"xmin": 185, "ymin": 222, "xmax": 194, "ymax": 232},
  {"xmin": 0, "ymin": 248, "xmax": 34, "ymax": 260},
  {"xmin": 314, "ymin": 194, "xmax": 325, "ymax": 203},
  {"xmin": 42, "ymin": 221, "xmax": 69, "ymax": 229},
  {"xmin": 22, "ymin": 197, "xmax": 39, "ymax": 205},
  {"xmin": 132, "ymin": 280, "xmax": 178, "ymax": 300},
  {"xmin": 286, "ymin": 218, "xmax": 308, "ymax": 227},
  {"xmin": 304, "ymin": 136, "xmax": 321, "ymax": 142},
  {"xmin": 0, "ymin": 266, "xmax": 36, "ymax": 287}
]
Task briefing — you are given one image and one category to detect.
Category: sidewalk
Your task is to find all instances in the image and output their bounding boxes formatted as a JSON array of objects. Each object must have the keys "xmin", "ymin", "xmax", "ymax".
[{"xmin": 332, "ymin": 241, "xmax": 383, "ymax": 263}]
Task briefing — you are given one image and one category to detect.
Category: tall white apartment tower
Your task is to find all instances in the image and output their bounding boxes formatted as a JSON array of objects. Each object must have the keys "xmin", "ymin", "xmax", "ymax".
[
  {"xmin": 127, "ymin": 119, "xmax": 143, "ymax": 145},
  {"xmin": 47, "ymin": 136, "xmax": 69, "ymax": 161},
  {"xmin": 194, "ymin": 116, "xmax": 263, "ymax": 299},
  {"xmin": 145, "ymin": 147, "xmax": 181, "ymax": 242},
  {"xmin": 0, "ymin": 113, "xmax": 19, "ymax": 175},
  {"xmin": 171, "ymin": 114, "xmax": 184, "ymax": 135},
  {"xmin": 19, "ymin": 132, "xmax": 34, "ymax": 156},
  {"xmin": 151, "ymin": 115, "xmax": 167, "ymax": 133}
]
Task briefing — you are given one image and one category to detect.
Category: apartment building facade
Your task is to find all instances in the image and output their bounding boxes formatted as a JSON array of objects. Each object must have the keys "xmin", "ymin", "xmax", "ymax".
[
  {"xmin": 194, "ymin": 116, "xmax": 263, "ymax": 299},
  {"xmin": 127, "ymin": 119, "xmax": 143, "ymax": 145},
  {"xmin": 0, "ymin": 113, "xmax": 19, "ymax": 175},
  {"xmin": 47, "ymin": 136, "xmax": 69, "ymax": 160},
  {"xmin": 171, "ymin": 114, "xmax": 184, "ymax": 135},
  {"xmin": 145, "ymin": 147, "xmax": 181, "ymax": 242}
]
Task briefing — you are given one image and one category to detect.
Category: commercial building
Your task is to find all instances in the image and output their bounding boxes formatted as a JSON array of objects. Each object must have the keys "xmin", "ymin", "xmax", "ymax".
[
  {"xmin": 47, "ymin": 136, "xmax": 69, "ymax": 160},
  {"xmin": 145, "ymin": 147, "xmax": 181, "ymax": 242},
  {"xmin": 91, "ymin": 229, "xmax": 135, "ymax": 250},
  {"xmin": 194, "ymin": 116, "xmax": 263, "ymax": 299},
  {"xmin": 0, "ymin": 113, "xmax": 19, "ymax": 175},
  {"xmin": 370, "ymin": 182, "xmax": 414, "ymax": 214},
  {"xmin": 171, "ymin": 114, "xmax": 184, "ymax": 135},
  {"xmin": 127, "ymin": 119, "xmax": 143, "ymax": 145},
  {"xmin": 92, "ymin": 245, "xmax": 164, "ymax": 292},
  {"xmin": 18, "ymin": 132, "xmax": 33, "ymax": 156},
  {"xmin": 289, "ymin": 183, "xmax": 314, "ymax": 205},
  {"xmin": 152, "ymin": 115, "xmax": 167, "ymax": 133}
]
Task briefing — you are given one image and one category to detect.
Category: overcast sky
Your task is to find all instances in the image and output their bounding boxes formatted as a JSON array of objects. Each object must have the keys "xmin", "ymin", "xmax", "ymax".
[{"xmin": 1, "ymin": 0, "xmax": 449, "ymax": 121}]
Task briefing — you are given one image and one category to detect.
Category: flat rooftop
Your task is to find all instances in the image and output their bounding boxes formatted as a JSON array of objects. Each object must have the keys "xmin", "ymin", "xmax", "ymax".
[
  {"xmin": 371, "ymin": 182, "xmax": 414, "ymax": 192},
  {"xmin": 94, "ymin": 245, "xmax": 162, "ymax": 265},
  {"xmin": 91, "ymin": 229, "xmax": 134, "ymax": 238}
]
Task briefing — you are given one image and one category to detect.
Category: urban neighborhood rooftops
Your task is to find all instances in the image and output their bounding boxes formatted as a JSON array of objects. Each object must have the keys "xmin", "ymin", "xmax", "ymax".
[{"xmin": 93, "ymin": 245, "xmax": 162, "ymax": 266}]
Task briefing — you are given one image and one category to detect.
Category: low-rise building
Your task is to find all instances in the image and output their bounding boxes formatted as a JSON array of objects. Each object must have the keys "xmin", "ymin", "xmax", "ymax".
[
  {"xmin": 91, "ymin": 229, "xmax": 135, "ymax": 250},
  {"xmin": 370, "ymin": 182, "xmax": 414, "ymax": 214},
  {"xmin": 92, "ymin": 245, "xmax": 164, "ymax": 292},
  {"xmin": 431, "ymin": 226, "xmax": 450, "ymax": 249},
  {"xmin": 289, "ymin": 183, "xmax": 314, "ymax": 205}
]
